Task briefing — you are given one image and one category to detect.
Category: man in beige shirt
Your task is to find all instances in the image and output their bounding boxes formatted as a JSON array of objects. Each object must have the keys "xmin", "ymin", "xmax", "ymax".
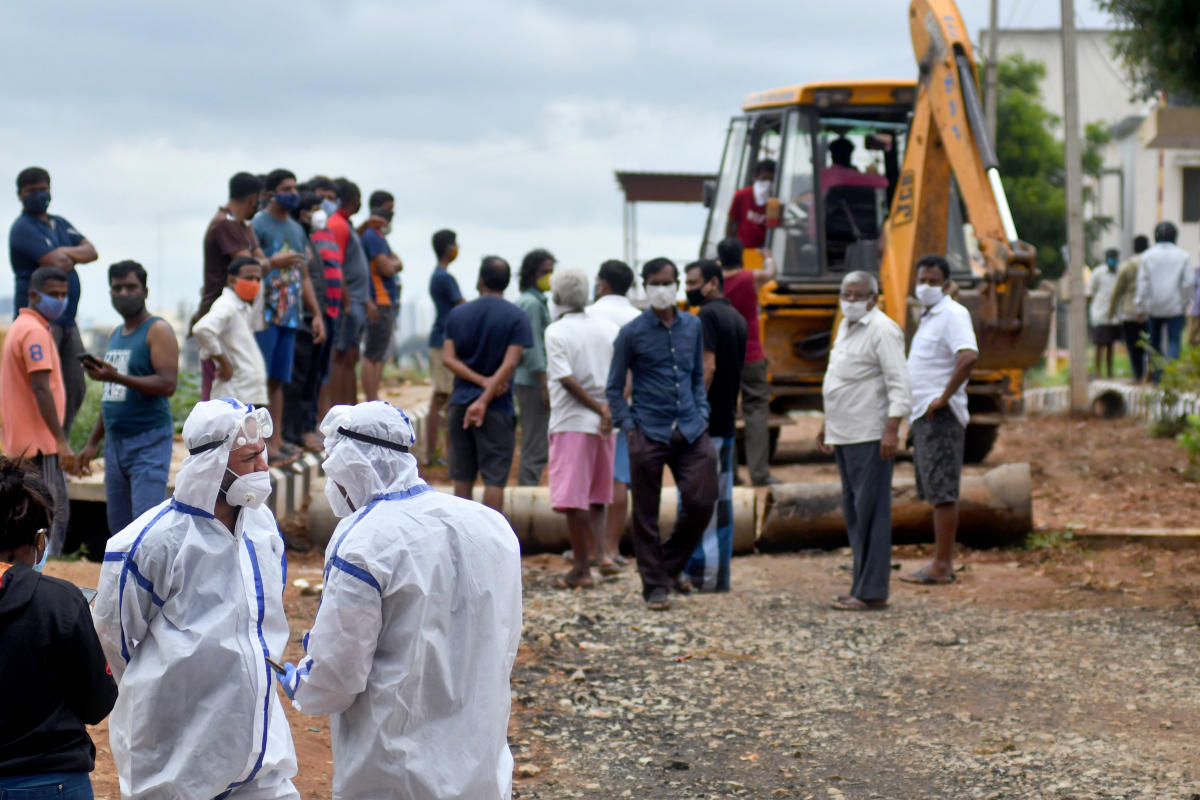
[{"xmin": 817, "ymin": 271, "xmax": 911, "ymax": 610}]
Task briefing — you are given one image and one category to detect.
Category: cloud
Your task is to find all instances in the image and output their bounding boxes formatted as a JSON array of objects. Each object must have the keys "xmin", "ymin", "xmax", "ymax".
[{"xmin": 0, "ymin": 0, "xmax": 1113, "ymax": 328}]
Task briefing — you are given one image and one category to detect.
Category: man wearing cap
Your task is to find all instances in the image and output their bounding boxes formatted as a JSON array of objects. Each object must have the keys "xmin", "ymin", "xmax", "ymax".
[
  {"xmin": 282, "ymin": 401, "xmax": 522, "ymax": 800},
  {"xmin": 93, "ymin": 399, "xmax": 299, "ymax": 799}
]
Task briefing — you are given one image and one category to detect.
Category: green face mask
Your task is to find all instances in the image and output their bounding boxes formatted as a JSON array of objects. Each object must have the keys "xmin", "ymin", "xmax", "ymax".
[{"xmin": 536, "ymin": 273, "xmax": 552, "ymax": 293}]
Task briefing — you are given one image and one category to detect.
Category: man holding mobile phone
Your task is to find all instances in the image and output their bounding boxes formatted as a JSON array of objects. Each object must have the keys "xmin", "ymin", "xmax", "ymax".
[{"xmin": 76, "ymin": 261, "xmax": 179, "ymax": 535}]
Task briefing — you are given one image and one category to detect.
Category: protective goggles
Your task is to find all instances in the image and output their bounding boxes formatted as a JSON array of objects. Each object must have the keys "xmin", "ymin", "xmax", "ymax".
[{"xmin": 188, "ymin": 407, "xmax": 274, "ymax": 455}]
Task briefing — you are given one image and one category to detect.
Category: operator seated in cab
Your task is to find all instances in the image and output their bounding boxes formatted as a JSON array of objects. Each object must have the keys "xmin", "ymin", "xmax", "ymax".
[
  {"xmin": 726, "ymin": 159, "xmax": 775, "ymax": 250},
  {"xmin": 821, "ymin": 137, "xmax": 888, "ymax": 193}
]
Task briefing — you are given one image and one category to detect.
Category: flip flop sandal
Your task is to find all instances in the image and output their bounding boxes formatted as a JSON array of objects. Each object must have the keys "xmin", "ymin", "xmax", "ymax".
[
  {"xmin": 899, "ymin": 568, "xmax": 956, "ymax": 585},
  {"xmin": 597, "ymin": 562, "xmax": 622, "ymax": 577}
]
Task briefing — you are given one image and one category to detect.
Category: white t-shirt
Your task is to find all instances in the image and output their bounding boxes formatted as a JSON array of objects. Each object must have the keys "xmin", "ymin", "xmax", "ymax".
[
  {"xmin": 907, "ymin": 294, "xmax": 978, "ymax": 427},
  {"xmin": 586, "ymin": 294, "xmax": 642, "ymax": 330},
  {"xmin": 545, "ymin": 312, "xmax": 620, "ymax": 434}
]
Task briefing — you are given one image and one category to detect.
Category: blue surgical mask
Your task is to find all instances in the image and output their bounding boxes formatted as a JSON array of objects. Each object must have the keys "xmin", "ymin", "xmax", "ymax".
[
  {"xmin": 274, "ymin": 191, "xmax": 300, "ymax": 211},
  {"xmin": 21, "ymin": 190, "xmax": 50, "ymax": 216},
  {"xmin": 320, "ymin": 198, "xmax": 339, "ymax": 216},
  {"xmin": 33, "ymin": 533, "xmax": 48, "ymax": 572},
  {"xmin": 33, "ymin": 291, "xmax": 67, "ymax": 322}
]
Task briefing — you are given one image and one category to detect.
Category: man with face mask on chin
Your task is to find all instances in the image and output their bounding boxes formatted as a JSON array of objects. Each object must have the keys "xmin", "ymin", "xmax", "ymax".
[
  {"xmin": 93, "ymin": 399, "xmax": 300, "ymax": 800},
  {"xmin": 606, "ymin": 257, "xmax": 717, "ymax": 611},
  {"xmin": 281, "ymin": 402, "xmax": 522, "ymax": 799},
  {"xmin": 818, "ymin": 271, "xmax": 910, "ymax": 610},
  {"xmin": 74, "ymin": 260, "xmax": 179, "ymax": 536}
]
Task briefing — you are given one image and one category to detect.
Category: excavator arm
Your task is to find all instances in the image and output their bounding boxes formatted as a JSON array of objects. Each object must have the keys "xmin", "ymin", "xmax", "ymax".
[{"xmin": 880, "ymin": 0, "xmax": 1051, "ymax": 371}]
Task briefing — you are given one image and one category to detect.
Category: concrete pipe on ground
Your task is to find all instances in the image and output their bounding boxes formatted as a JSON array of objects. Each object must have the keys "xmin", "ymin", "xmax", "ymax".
[
  {"xmin": 758, "ymin": 462, "xmax": 1032, "ymax": 551},
  {"xmin": 308, "ymin": 479, "xmax": 759, "ymax": 555}
]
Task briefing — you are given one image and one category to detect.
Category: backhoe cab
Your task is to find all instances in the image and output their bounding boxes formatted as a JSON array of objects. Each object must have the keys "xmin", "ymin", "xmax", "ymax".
[{"xmin": 700, "ymin": 0, "xmax": 1051, "ymax": 463}]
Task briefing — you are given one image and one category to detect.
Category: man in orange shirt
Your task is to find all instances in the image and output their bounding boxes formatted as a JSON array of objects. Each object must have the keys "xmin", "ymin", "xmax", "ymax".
[{"xmin": 1, "ymin": 267, "xmax": 74, "ymax": 555}]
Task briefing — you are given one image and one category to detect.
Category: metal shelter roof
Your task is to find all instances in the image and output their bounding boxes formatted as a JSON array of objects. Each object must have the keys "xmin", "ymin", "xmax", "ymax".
[{"xmin": 614, "ymin": 171, "xmax": 714, "ymax": 204}]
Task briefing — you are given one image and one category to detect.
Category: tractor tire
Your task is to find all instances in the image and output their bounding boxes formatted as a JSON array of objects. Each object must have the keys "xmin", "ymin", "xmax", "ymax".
[{"xmin": 963, "ymin": 423, "xmax": 998, "ymax": 464}]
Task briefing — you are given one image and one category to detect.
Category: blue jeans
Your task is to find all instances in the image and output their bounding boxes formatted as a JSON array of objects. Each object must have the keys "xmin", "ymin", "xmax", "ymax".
[
  {"xmin": 1148, "ymin": 315, "xmax": 1184, "ymax": 383},
  {"xmin": 0, "ymin": 772, "xmax": 93, "ymax": 799},
  {"xmin": 105, "ymin": 424, "xmax": 173, "ymax": 535}
]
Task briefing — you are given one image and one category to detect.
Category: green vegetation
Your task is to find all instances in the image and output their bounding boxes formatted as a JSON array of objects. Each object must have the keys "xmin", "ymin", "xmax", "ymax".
[
  {"xmin": 995, "ymin": 55, "xmax": 1113, "ymax": 280},
  {"xmin": 1024, "ymin": 527, "xmax": 1077, "ymax": 551},
  {"xmin": 1098, "ymin": 0, "xmax": 1200, "ymax": 101},
  {"xmin": 68, "ymin": 369, "xmax": 202, "ymax": 453}
]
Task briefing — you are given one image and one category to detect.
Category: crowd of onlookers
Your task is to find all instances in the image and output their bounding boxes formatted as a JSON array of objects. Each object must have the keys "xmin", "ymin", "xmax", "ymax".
[
  {"xmin": 1088, "ymin": 221, "xmax": 1195, "ymax": 383},
  {"xmin": 3, "ymin": 166, "xmax": 410, "ymax": 554}
]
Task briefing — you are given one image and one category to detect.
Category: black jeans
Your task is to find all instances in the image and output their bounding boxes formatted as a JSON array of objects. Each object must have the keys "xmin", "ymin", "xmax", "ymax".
[
  {"xmin": 1121, "ymin": 319, "xmax": 1148, "ymax": 382},
  {"xmin": 627, "ymin": 428, "xmax": 717, "ymax": 599}
]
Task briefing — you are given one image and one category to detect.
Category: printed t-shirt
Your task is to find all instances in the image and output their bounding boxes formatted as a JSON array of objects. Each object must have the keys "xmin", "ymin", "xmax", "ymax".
[
  {"xmin": 0, "ymin": 308, "xmax": 65, "ymax": 455},
  {"xmin": 252, "ymin": 211, "xmax": 308, "ymax": 328}
]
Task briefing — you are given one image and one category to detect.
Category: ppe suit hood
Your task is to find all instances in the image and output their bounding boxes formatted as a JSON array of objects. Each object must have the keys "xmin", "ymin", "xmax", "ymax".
[
  {"xmin": 320, "ymin": 402, "xmax": 422, "ymax": 514},
  {"xmin": 175, "ymin": 398, "xmax": 259, "ymax": 514}
]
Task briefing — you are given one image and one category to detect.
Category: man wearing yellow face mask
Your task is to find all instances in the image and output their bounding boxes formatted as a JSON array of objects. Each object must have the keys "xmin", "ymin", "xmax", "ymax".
[
  {"xmin": 192, "ymin": 256, "xmax": 269, "ymax": 406},
  {"xmin": 514, "ymin": 248, "xmax": 556, "ymax": 486}
]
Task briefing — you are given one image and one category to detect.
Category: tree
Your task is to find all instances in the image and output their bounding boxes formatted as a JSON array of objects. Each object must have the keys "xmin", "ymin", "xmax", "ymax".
[
  {"xmin": 1097, "ymin": 0, "xmax": 1200, "ymax": 101},
  {"xmin": 993, "ymin": 55, "xmax": 1111, "ymax": 280},
  {"xmin": 996, "ymin": 55, "xmax": 1066, "ymax": 279}
]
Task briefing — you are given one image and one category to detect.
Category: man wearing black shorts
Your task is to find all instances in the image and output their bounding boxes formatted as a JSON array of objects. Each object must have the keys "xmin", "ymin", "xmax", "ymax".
[
  {"xmin": 902, "ymin": 254, "xmax": 979, "ymax": 585},
  {"xmin": 442, "ymin": 256, "xmax": 532, "ymax": 513}
]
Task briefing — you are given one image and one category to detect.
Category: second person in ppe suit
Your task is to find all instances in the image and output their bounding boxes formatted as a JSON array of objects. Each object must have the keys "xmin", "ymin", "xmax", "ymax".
[
  {"xmin": 283, "ymin": 401, "xmax": 522, "ymax": 800},
  {"xmin": 92, "ymin": 399, "xmax": 299, "ymax": 799}
]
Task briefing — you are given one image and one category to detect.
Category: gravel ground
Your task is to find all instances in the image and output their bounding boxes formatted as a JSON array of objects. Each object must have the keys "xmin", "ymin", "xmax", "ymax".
[{"xmin": 512, "ymin": 552, "xmax": 1200, "ymax": 800}]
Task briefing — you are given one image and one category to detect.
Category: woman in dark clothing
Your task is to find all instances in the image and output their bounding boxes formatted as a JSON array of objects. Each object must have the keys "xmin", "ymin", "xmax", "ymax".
[{"xmin": 0, "ymin": 457, "xmax": 117, "ymax": 799}]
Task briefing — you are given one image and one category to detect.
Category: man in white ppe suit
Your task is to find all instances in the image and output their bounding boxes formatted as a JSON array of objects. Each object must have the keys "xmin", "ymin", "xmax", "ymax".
[
  {"xmin": 93, "ymin": 398, "xmax": 299, "ymax": 799},
  {"xmin": 281, "ymin": 401, "xmax": 522, "ymax": 799}
]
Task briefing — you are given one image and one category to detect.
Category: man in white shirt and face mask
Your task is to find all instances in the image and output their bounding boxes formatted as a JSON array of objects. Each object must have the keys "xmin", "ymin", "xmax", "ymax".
[
  {"xmin": 93, "ymin": 399, "xmax": 299, "ymax": 799},
  {"xmin": 901, "ymin": 254, "xmax": 979, "ymax": 586},
  {"xmin": 818, "ymin": 271, "xmax": 911, "ymax": 610}
]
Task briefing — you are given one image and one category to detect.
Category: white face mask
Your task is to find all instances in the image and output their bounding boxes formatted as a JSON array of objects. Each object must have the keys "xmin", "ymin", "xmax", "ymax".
[
  {"xmin": 645, "ymin": 284, "xmax": 678, "ymax": 311},
  {"xmin": 324, "ymin": 480, "xmax": 356, "ymax": 518},
  {"xmin": 753, "ymin": 179, "xmax": 771, "ymax": 206},
  {"xmin": 310, "ymin": 209, "xmax": 328, "ymax": 231},
  {"xmin": 224, "ymin": 469, "xmax": 272, "ymax": 510},
  {"xmin": 840, "ymin": 299, "xmax": 870, "ymax": 323},
  {"xmin": 380, "ymin": 223, "xmax": 392, "ymax": 236},
  {"xmin": 915, "ymin": 283, "xmax": 945, "ymax": 307}
]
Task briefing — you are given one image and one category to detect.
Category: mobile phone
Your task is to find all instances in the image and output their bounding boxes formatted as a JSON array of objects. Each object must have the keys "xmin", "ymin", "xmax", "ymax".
[
  {"xmin": 265, "ymin": 656, "xmax": 287, "ymax": 675},
  {"xmin": 77, "ymin": 353, "xmax": 102, "ymax": 367}
]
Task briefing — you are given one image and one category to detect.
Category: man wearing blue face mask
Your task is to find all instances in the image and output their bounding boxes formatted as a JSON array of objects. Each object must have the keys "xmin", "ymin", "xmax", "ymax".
[
  {"xmin": 9, "ymin": 166, "xmax": 98, "ymax": 438},
  {"xmin": 0, "ymin": 267, "xmax": 75, "ymax": 557},
  {"xmin": 253, "ymin": 168, "xmax": 325, "ymax": 463}
]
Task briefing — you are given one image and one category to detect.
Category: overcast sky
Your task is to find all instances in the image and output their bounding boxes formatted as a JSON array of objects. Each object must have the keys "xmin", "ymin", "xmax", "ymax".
[{"xmin": 0, "ymin": 0, "xmax": 1112, "ymax": 329}]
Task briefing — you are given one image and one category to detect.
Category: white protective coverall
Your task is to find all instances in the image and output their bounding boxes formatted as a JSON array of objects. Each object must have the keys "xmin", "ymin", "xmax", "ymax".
[
  {"xmin": 287, "ymin": 402, "xmax": 523, "ymax": 799},
  {"xmin": 93, "ymin": 399, "xmax": 299, "ymax": 799}
]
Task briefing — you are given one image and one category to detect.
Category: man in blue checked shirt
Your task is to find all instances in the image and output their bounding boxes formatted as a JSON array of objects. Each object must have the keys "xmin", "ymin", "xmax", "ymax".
[{"xmin": 606, "ymin": 257, "xmax": 717, "ymax": 611}]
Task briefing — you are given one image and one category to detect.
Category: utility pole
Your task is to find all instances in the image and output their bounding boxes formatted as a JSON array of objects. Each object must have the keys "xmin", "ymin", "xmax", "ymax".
[
  {"xmin": 985, "ymin": 0, "xmax": 999, "ymax": 145},
  {"xmin": 1061, "ymin": 0, "xmax": 1088, "ymax": 412}
]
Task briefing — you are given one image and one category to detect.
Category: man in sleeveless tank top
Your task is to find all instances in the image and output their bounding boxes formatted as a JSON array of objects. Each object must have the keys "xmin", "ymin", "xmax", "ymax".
[{"xmin": 75, "ymin": 260, "xmax": 179, "ymax": 535}]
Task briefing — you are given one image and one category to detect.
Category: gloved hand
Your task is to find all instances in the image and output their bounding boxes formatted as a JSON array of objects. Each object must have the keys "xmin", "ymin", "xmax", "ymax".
[{"xmin": 281, "ymin": 662, "xmax": 298, "ymax": 700}]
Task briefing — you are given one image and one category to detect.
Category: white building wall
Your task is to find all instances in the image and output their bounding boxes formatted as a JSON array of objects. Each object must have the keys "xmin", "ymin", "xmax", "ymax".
[{"xmin": 980, "ymin": 29, "xmax": 1149, "ymax": 131}]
